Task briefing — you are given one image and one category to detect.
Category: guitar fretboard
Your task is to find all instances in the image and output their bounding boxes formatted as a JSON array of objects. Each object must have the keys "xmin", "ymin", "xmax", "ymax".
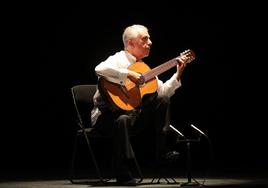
[{"xmin": 143, "ymin": 58, "xmax": 178, "ymax": 81}]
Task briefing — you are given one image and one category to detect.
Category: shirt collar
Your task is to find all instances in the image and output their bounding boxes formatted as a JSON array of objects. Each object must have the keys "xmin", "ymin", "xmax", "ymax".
[{"xmin": 124, "ymin": 50, "xmax": 137, "ymax": 64}]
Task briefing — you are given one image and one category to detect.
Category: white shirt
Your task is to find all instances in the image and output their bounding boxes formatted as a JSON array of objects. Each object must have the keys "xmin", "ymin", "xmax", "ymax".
[{"xmin": 91, "ymin": 50, "xmax": 182, "ymax": 126}]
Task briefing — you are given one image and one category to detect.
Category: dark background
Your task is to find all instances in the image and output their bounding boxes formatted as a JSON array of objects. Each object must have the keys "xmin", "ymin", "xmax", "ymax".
[{"xmin": 2, "ymin": 1, "xmax": 267, "ymax": 180}]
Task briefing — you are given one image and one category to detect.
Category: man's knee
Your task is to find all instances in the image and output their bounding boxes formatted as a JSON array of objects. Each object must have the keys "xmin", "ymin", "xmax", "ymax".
[
  {"xmin": 116, "ymin": 114, "xmax": 131, "ymax": 128},
  {"xmin": 157, "ymin": 95, "xmax": 170, "ymax": 105}
]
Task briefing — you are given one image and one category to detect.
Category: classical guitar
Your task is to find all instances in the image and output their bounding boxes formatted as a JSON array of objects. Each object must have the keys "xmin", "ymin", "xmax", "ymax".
[{"xmin": 98, "ymin": 49, "xmax": 196, "ymax": 111}]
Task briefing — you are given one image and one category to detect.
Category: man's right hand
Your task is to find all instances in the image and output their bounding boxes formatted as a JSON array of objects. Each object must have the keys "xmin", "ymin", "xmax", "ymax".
[{"xmin": 127, "ymin": 71, "xmax": 142, "ymax": 85}]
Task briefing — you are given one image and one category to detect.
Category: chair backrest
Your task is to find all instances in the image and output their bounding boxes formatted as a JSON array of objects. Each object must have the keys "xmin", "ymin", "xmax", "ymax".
[{"xmin": 71, "ymin": 84, "xmax": 97, "ymax": 129}]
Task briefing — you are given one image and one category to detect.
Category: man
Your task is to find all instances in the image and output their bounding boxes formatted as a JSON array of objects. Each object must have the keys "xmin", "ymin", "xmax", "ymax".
[{"xmin": 91, "ymin": 24, "xmax": 190, "ymax": 185}]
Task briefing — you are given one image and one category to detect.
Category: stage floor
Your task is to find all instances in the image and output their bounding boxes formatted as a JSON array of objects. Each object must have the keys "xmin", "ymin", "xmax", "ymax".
[{"xmin": 0, "ymin": 176, "xmax": 267, "ymax": 188}]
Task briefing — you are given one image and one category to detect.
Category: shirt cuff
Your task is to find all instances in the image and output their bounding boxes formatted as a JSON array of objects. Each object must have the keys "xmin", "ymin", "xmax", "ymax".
[
  {"xmin": 118, "ymin": 68, "xmax": 129, "ymax": 85},
  {"xmin": 170, "ymin": 73, "xmax": 181, "ymax": 88}
]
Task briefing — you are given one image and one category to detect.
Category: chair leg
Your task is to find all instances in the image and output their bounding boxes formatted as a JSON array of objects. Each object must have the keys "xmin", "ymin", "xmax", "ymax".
[
  {"xmin": 82, "ymin": 132, "xmax": 106, "ymax": 183},
  {"xmin": 69, "ymin": 133, "xmax": 78, "ymax": 184},
  {"xmin": 70, "ymin": 132, "xmax": 109, "ymax": 184}
]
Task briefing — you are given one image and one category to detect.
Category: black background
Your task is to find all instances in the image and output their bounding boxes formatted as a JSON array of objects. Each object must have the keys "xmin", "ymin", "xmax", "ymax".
[{"xmin": 2, "ymin": 1, "xmax": 267, "ymax": 179}]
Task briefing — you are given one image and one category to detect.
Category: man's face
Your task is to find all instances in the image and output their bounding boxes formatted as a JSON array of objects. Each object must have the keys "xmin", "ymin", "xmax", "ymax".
[{"xmin": 131, "ymin": 31, "xmax": 152, "ymax": 60}]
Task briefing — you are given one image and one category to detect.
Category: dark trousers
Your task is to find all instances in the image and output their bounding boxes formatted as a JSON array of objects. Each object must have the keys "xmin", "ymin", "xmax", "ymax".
[{"xmin": 95, "ymin": 94, "xmax": 171, "ymax": 179}]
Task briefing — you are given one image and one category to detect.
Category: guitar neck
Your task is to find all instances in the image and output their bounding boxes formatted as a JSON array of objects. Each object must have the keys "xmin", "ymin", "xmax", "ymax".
[{"xmin": 143, "ymin": 58, "xmax": 178, "ymax": 82}]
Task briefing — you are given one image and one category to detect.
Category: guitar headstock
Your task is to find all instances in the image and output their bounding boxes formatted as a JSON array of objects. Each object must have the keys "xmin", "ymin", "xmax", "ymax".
[{"xmin": 177, "ymin": 49, "xmax": 196, "ymax": 64}]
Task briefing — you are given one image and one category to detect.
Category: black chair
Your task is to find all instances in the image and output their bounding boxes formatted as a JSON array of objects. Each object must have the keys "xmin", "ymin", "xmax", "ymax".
[{"xmin": 69, "ymin": 84, "xmax": 143, "ymax": 184}]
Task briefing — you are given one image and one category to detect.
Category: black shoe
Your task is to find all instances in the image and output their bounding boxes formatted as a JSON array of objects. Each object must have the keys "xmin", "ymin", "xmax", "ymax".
[{"xmin": 116, "ymin": 177, "xmax": 139, "ymax": 186}]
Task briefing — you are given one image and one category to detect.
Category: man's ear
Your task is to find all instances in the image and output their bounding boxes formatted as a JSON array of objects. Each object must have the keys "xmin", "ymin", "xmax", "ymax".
[{"xmin": 128, "ymin": 39, "xmax": 135, "ymax": 48}]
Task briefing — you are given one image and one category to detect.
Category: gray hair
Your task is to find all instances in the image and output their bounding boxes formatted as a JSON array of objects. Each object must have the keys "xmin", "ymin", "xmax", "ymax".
[{"xmin": 122, "ymin": 24, "xmax": 148, "ymax": 48}]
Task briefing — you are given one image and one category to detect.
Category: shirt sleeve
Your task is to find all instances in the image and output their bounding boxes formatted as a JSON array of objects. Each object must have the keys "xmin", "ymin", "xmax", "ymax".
[
  {"xmin": 157, "ymin": 73, "xmax": 181, "ymax": 97},
  {"xmin": 95, "ymin": 52, "xmax": 129, "ymax": 85}
]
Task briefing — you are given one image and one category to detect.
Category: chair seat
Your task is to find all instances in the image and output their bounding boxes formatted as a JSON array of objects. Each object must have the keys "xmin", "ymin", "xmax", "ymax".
[
  {"xmin": 77, "ymin": 128, "xmax": 95, "ymax": 134},
  {"xmin": 77, "ymin": 128, "xmax": 106, "ymax": 137}
]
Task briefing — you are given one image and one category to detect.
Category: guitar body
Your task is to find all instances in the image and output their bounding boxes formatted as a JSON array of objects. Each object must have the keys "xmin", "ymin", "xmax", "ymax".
[{"xmin": 98, "ymin": 62, "xmax": 158, "ymax": 111}]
